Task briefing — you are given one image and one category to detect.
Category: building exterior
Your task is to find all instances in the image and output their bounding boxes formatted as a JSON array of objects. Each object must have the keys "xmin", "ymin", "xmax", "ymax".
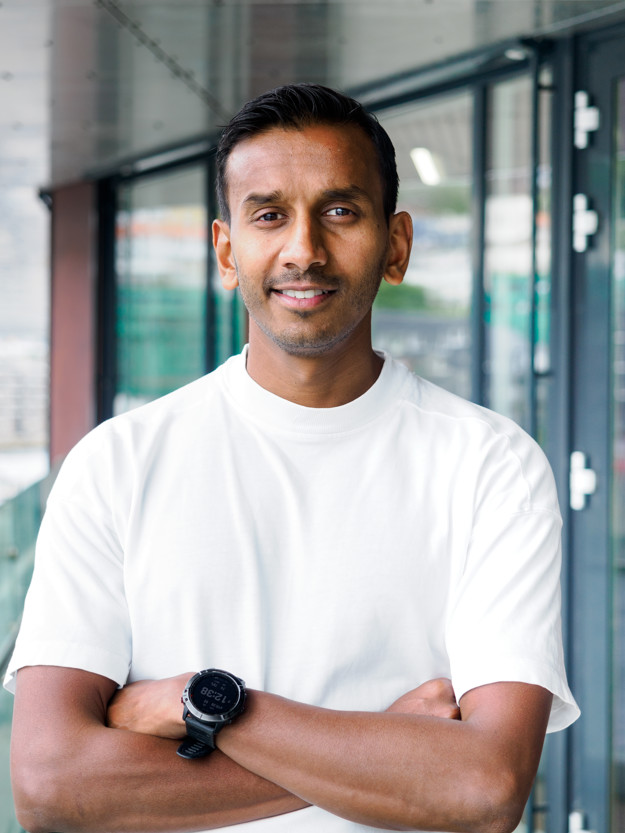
[{"xmin": 1, "ymin": 2, "xmax": 625, "ymax": 831}]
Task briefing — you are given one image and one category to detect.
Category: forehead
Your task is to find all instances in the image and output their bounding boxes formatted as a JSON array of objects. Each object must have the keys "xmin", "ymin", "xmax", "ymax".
[{"xmin": 224, "ymin": 123, "xmax": 383, "ymax": 212}]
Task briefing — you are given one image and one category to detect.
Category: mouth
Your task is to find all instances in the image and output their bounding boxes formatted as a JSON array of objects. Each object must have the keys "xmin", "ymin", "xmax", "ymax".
[
  {"xmin": 277, "ymin": 288, "xmax": 332, "ymax": 299},
  {"xmin": 271, "ymin": 286, "xmax": 336, "ymax": 310}
]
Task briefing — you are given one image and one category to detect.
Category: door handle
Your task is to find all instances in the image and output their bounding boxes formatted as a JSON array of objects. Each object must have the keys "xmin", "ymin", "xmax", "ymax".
[
  {"xmin": 569, "ymin": 810, "xmax": 595, "ymax": 833},
  {"xmin": 570, "ymin": 451, "xmax": 597, "ymax": 510}
]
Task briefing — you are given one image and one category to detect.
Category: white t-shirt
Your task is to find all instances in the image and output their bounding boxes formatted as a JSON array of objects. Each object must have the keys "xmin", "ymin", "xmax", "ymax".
[{"xmin": 5, "ymin": 349, "xmax": 579, "ymax": 832}]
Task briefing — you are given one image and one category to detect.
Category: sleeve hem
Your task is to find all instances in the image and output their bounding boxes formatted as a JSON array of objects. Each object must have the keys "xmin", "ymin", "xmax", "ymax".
[
  {"xmin": 451, "ymin": 655, "xmax": 580, "ymax": 732},
  {"xmin": 3, "ymin": 640, "xmax": 131, "ymax": 694}
]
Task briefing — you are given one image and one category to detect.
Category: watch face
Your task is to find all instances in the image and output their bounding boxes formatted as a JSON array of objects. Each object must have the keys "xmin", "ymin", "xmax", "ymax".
[{"xmin": 187, "ymin": 671, "xmax": 243, "ymax": 720}]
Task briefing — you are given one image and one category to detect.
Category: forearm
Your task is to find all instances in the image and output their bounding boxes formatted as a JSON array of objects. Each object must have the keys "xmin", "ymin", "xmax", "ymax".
[
  {"xmin": 11, "ymin": 668, "xmax": 307, "ymax": 833},
  {"xmin": 14, "ymin": 724, "xmax": 306, "ymax": 833},
  {"xmin": 217, "ymin": 687, "xmax": 550, "ymax": 833},
  {"xmin": 17, "ymin": 667, "xmax": 548, "ymax": 833}
]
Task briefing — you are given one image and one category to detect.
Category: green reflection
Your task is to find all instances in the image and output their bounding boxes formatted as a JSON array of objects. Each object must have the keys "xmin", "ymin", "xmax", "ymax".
[{"xmin": 115, "ymin": 167, "xmax": 209, "ymax": 415}]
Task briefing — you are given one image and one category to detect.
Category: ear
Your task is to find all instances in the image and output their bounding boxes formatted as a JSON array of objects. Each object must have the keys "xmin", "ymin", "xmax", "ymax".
[
  {"xmin": 383, "ymin": 211, "xmax": 413, "ymax": 286},
  {"xmin": 212, "ymin": 219, "xmax": 239, "ymax": 290}
]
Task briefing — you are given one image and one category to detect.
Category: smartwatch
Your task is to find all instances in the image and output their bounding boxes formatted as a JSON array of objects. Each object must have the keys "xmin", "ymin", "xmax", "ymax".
[{"xmin": 177, "ymin": 668, "xmax": 247, "ymax": 759}]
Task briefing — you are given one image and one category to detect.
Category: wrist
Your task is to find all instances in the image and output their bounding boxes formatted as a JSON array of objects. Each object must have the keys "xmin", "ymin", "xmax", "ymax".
[
  {"xmin": 215, "ymin": 688, "xmax": 258, "ymax": 749},
  {"xmin": 106, "ymin": 673, "xmax": 192, "ymax": 738},
  {"xmin": 177, "ymin": 668, "xmax": 247, "ymax": 760}
]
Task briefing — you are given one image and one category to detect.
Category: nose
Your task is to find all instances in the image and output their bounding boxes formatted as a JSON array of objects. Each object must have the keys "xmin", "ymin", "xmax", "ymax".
[{"xmin": 279, "ymin": 215, "xmax": 327, "ymax": 272}]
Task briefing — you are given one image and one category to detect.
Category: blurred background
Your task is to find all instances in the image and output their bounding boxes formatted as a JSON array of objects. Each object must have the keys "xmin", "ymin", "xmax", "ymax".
[{"xmin": 1, "ymin": 1, "xmax": 625, "ymax": 831}]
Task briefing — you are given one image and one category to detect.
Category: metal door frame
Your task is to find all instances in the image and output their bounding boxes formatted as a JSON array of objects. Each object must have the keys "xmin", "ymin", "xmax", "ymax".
[{"xmin": 567, "ymin": 23, "xmax": 625, "ymax": 833}]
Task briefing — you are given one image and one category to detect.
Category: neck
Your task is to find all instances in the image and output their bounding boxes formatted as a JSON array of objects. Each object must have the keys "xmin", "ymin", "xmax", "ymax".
[{"xmin": 245, "ymin": 326, "xmax": 384, "ymax": 408}]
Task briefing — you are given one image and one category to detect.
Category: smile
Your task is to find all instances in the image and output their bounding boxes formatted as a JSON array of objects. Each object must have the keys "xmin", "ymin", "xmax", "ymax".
[{"xmin": 278, "ymin": 289, "xmax": 330, "ymax": 299}]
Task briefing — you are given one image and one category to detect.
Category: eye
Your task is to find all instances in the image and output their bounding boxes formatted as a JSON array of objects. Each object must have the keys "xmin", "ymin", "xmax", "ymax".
[
  {"xmin": 256, "ymin": 211, "xmax": 284, "ymax": 223},
  {"xmin": 326, "ymin": 207, "xmax": 353, "ymax": 217}
]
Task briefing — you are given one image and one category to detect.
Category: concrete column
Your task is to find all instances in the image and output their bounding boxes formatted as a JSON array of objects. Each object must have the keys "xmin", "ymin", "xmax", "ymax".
[{"xmin": 49, "ymin": 181, "xmax": 97, "ymax": 465}]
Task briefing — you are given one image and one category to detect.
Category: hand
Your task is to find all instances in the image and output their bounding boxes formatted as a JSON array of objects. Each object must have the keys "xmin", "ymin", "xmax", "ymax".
[
  {"xmin": 106, "ymin": 672, "xmax": 192, "ymax": 738},
  {"xmin": 385, "ymin": 677, "xmax": 460, "ymax": 720}
]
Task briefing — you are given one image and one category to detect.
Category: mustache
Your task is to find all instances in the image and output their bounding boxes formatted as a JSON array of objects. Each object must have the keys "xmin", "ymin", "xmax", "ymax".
[{"xmin": 264, "ymin": 269, "xmax": 340, "ymax": 290}]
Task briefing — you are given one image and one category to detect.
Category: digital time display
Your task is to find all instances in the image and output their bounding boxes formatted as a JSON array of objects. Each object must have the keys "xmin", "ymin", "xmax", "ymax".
[{"xmin": 189, "ymin": 672, "xmax": 240, "ymax": 716}]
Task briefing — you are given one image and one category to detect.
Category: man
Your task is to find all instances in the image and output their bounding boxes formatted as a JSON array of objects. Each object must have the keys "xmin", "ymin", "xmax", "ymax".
[{"xmin": 6, "ymin": 84, "xmax": 578, "ymax": 833}]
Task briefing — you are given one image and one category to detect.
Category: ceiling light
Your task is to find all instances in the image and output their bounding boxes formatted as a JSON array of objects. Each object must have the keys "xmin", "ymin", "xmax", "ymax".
[
  {"xmin": 504, "ymin": 47, "xmax": 528, "ymax": 61},
  {"xmin": 410, "ymin": 147, "xmax": 442, "ymax": 186}
]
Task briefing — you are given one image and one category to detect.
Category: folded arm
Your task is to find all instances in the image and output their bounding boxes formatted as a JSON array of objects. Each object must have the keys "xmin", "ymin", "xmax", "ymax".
[
  {"xmin": 11, "ymin": 666, "xmax": 307, "ymax": 833},
  {"xmin": 108, "ymin": 672, "xmax": 551, "ymax": 833},
  {"xmin": 11, "ymin": 665, "xmax": 550, "ymax": 833},
  {"xmin": 217, "ymin": 682, "xmax": 551, "ymax": 832}
]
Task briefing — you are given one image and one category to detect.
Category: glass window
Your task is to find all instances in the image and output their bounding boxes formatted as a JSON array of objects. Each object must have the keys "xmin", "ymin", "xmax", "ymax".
[
  {"xmin": 534, "ymin": 71, "xmax": 554, "ymax": 450},
  {"xmin": 483, "ymin": 75, "xmax": 534, "ymax": 430},
  {"xmin": 211, "ymin": 247, "xmax": 248, "ymax": 371},
  {"xmin": 114, "ymin": 165, "xmax": 208, "ymax": 415},
  {"xmin": 375, "ymin": 92, "xmax": 474, "ymax": 399},
  {"xmin": 611, "ymin": 74, "xmax": 625, "ymax": 833}
]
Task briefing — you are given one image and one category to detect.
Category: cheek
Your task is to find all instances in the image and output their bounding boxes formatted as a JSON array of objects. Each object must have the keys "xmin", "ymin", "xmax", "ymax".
[
  {"xmin": 338, "ymin": 233, "xmax": 387, "ymax": 267},
  {"xmin": 234, "ymin": 271, "xmax": 270, "ymax": 320},
  {"xmin": 232, "ymin": 240, "xmax": 276, "ymax": 279}
]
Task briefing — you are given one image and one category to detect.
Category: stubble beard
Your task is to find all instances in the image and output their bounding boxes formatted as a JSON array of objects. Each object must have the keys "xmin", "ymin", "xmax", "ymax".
[{"xmin": 237, "ymin": 259, "xmax": 387, "ymax": 358}]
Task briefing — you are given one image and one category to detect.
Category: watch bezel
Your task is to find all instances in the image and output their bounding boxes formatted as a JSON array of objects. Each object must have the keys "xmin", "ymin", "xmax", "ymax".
[{"xmin": 181, "ymin": 668, "xmax": 246, "ymax": 725}]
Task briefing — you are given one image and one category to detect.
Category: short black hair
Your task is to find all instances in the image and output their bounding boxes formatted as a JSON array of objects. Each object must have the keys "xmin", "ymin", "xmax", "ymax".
[{"xmin": 215, "ymin": 83, "xmax": 399, "ymax": 223}]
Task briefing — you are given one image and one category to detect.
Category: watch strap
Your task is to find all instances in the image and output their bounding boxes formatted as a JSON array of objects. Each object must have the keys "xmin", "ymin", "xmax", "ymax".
[
  {"xmin": 177, "ymin": 712, "xmax": 220, "ymax": 759},
  {"xmin": 176, "ymin": 734, "xmax": 213, "ymax": 759}
]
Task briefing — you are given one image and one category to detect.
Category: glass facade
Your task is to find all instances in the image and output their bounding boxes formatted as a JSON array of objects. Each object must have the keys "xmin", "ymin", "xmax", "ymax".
[
  {"xmin": 375, "ymin": 92, "xmax": 473, "ymax": 400},
  {"xmin": 534, "ymin": 71, "xmax": 555, "ymax": 452},
  {"xmin": 483, "ymin": 75, "xmax": 534, "ymax": 431},
  {"xmin": 0, "ymin": 477, "xmax": 48, "ymax": 833},
  {"xmin": 115, "ymin": 165, "xmax": 209, "ymax": 414},
  {"xmin": 377, "ymin": 71, "xmax": 551, "ymax": 438},
  {"xmin": 611, "ymin": 74, "xmax": 625, "ymax": 833}
]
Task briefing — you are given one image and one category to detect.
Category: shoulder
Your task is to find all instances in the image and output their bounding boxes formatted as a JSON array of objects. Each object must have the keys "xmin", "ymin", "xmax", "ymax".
[
  {"xmin": 386, "ymin": 357, "xmax": 558, "ymax": 512},
  {"xmin": 391, "ymin": 360, "xmax": 525, "ymax": 440},
  {"xmin": 50, "ymin": 357, "xmax": 238, "ymax": 501}
]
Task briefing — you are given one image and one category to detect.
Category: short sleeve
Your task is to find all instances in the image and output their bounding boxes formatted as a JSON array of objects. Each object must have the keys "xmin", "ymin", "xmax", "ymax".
[
  {"xmin": 3, "ymin": 428, "xmax": 132, "ymax": 693},
  {"xmin": 446, "ymin": 427, "xmax": 579, "ymax": 732}
]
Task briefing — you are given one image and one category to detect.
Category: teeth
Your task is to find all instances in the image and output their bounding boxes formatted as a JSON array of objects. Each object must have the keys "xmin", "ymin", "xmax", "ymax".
[{"xmin": 281, "ymin": 289, "xmax": 326, "ymax": 299}]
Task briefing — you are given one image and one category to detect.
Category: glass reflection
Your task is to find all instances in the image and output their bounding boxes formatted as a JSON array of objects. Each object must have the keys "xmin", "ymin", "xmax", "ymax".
[
  {"xmin": 483, "ymin": 75, "xmax": 533, "ymax": 430},
  {"xmin": 115, "ymin": 166, "xmax": 208, "ymax": 415},
  {"xmin": 375, "ymin": 92, "xmax": 473, "ymax": 399}
]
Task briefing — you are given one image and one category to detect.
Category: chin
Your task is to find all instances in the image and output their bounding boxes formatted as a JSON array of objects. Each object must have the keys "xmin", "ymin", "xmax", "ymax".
[{"xmin": 269, "ymin": 330, "xmax": 353, "ymax": 358}]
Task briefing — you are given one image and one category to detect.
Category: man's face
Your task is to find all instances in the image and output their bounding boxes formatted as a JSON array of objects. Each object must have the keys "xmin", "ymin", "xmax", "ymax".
[{"xmin": 213, "ymin": 123, "xmax": 409, "ymax": 359}]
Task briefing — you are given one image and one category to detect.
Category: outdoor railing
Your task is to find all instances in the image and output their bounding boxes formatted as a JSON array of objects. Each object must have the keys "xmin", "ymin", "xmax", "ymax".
[{"xmin": 0, "ymin": 473, "xmax": 53, "ymax": 833}]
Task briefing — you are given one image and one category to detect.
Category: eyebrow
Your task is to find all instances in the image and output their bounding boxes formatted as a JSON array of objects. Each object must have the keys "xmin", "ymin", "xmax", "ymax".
[
  {"xmin": 320, "ymin": 186, "xmax": 371, "ymax": 203},
  {"xmin": 242, "ymin": 191, "xmax": 284, "ymax": 208},
  {"xmin": 242, "ymin": 185, "xmax": 372, "ymax": 208}
]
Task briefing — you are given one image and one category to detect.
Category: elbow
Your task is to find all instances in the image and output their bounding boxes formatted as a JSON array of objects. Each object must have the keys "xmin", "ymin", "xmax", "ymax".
[
  {"xmin": 14, "ymin": 803, "xmax": 56, "ymax": 833},
  {"xmin": 464, "ymin": 764, "xmax": 530, "ymax": 833},
  {"xmin": 398, "ymin": 764, "xmax": 529, "ymax": 833},
  {"xmin": 386, "ymin": 766, "xmax": 529, "ymax": 833},
  {"xmin": 13, "ymin": 779, "xmax": 56, "ymax": 833},
  {"xmin": 12, "ymin": 757, "xmax": 80, "ymax": 833}
]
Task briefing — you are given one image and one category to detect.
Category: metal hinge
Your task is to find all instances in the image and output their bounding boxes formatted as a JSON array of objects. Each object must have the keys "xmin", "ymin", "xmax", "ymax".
[
  {"xmin": 570, "ymin": 452, "xmax": 597, "ymax": 511},
  {"xmin": 574, "ymin": 91, "xmax": 600, "ymax": 149},
  {"xmin": 569, "ymin": 810, "xmax": 595, "ymax": 833},
  {"xmin": 573, "ymin": 194, "xmax": 599, "ymax": 253}
]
